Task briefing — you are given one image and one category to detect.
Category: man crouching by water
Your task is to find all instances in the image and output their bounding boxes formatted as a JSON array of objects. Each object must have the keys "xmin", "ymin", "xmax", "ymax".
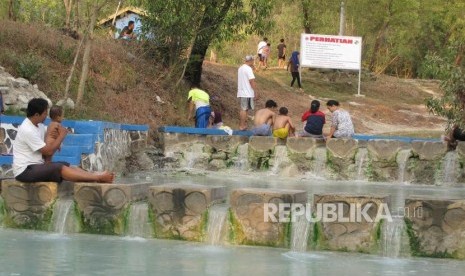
[
  {"xmin": 251, "ymin": 99, "xmax": 277, "ymax": 136},
  {"xmin": 13, "ymin": 98, "xmax": 114, "ymax": 183}
]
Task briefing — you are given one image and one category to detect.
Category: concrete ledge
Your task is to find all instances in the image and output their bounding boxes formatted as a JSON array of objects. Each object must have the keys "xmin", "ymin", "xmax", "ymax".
[
  {"xmin": 74, "ymin": 182, "xmax": 150, "ymax": 235},
  {"xmin": 286, "ymin": 137, "xmax": 323, "ymax": 154},
  {"xmin": 405, "ymin": 197, "xmax": 465, "ymax": 259},
  {"xmin": 411, "ymin": 141, "xmax": 448, "ymax": 161},
  {"xmin": 0, "ymin": 180, "xmax": 71, "ymax": 230},
  {"xmin": 367, "ymin": 140, "xmax": 407, "ymax": 163},
  {"xmin": 205, "ymin": 135, "xmax": 249, "ymax": 153},
  {"xmin": 229, "ymin": 188, "xmax": 307, "ymax": 247},
  {"xmin": 148, "ymin": 184, "xmax": 226, "ymax": 241},
  {"xmin": 159, "ymin": 126, "xmax": 253, "ymax": 136},
  {"xmin": 326, "ymin": 139, "xmax": 358, "ymax": 159},
  {"xmin": 313, "ymin": 193, "xmax": 390, "ymax": 253}
]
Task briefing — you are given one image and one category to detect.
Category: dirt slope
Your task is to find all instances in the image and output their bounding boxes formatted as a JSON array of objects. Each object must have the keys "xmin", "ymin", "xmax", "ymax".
[{"xmin": 200, "ymin": 62, "xmax": 445, "ymax": 138}]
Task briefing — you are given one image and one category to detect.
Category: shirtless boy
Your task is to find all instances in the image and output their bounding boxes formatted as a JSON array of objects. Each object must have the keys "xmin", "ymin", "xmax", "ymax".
[
  {"xmin": 44, "ymin": 105, "xmax": 64, "ymax": 162},
  {"xmin": 272, "ymin": 107, "xmax": 295, "ymax": 139},
  {"xmin": 251, "ymin": 100, "xmax": 277, "ymax": 136}
]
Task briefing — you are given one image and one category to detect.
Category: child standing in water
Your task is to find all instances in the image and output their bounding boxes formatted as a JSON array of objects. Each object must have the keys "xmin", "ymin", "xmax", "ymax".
[{"xmin": 44, "ymin": 105, "xmax": 65, "ymax": 163}]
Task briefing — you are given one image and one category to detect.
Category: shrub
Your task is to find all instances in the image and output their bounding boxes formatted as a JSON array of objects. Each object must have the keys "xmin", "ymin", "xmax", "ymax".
[
  {"xmin": 15, "ymin": 52, "xmax": 42, "ymax": 82},
  {"xmin": 56, "ymin": 41, "xmax": 74, "ymax": 65}
]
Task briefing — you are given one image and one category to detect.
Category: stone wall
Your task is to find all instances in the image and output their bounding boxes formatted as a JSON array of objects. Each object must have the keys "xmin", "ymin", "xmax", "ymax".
[
  {"xmin": 405, "ymin": 197, "xmax": 465, "ymax": 258},
  {"xmin": 148, "ymin": 184, "xmax": 226, "ymax": 241},
  {"xmin": 0, "ymin": 66, "xmax": 52, "ymax": 112},
  {"xmin": 3, "ymin": 180, "xmax": 465, "ymax": 259},
  {"xmin": 160, "ymin": 133, "xmax": 460, "ymax": 185},
  {"xmin": 81, "ymin": 128, "xmax": 148, "ymax": 172},
  {"xmin": 313, "ymin": 194, "xmax": 389, "ymax": 253}
]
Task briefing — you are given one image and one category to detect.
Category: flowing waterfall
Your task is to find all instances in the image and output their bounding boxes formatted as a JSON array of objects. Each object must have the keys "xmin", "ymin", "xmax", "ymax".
[
  {"xmin": 309, "ymin": 147, "xmax": 327, "ymax": 179},
  {"xmin": 182, "ymin": 144, "xmax": 205, "ymax": 169},
  {"xmin": 397, "ymin": 150, "xmax": 411, "ymax": 183},
  {"xmin": 0, "ymin": 195, "xmax": 4, "ymax": 225},
  {"xmin": 355, "ymin": 148, "xmax": 368, "ymax": 181},
  {"xmin": 271, "ymin": 145, "xmax": 288, "ymax": 175},
  {"xmin": 206, "ymin": 205, "xmax": 228, "ymax": 245},
  {"xmin": 381, "ymin": 216, "xmax": 407, "ymax": 258},
  {"xmin": 234, "ymin": 144, "xmax": 249, "ymax": 170},
  {"xmin": 51, "ymin": 199, "xmax": 76, "ymax": 234},
  {"xmin": 442, "ymin": 151, "xmax": 458, "ymax": 185},
  {"xmin": 127, "ymin": 202, "xmax": 153, "ymax": 238},
  {"xmin": 291, "ymin": 215, "xmax": 311, "ymax": 252}
]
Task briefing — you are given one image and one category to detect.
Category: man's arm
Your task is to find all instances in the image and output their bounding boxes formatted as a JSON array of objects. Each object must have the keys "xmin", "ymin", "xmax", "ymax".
[
  {"xmin": 40, "ymin": 125, "xmax": 67, "ymax": 156},
  {"xmin": 187, "ymin": 100, "xmax": 195, "ymax": 120},
  {"xmin": 250, "ymin": 79, "xmax": 259, "ymax": 100}
]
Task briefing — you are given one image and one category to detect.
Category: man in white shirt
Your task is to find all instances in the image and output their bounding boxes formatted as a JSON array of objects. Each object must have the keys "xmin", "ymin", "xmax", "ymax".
[
  {"xmin": 13, "ymin": 98, "xmax": 114, "ymax": 183},
  {"xmin": 256, "ymin": 37, "xmax": 268, "ymax": 70},
  {"xmin": 237, "ymin": 55, "xmax": 259, "ymax": 130}
]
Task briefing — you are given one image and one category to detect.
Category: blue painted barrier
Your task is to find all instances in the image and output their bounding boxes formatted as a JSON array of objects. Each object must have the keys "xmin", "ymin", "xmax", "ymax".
[
  {"xmin": 0, "ymin": 115, "xmax": 149, "ymax": 167},
  {"xmin": 0, "ymin": 155, "xmax": 13, "ymax": 166},
  {"xmin": 159, "ymin": 126, "xmax": 253, "ymax": 137}
]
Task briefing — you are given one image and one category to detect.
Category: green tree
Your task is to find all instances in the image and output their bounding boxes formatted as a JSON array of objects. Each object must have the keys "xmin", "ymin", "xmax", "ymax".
[
  {"xmin": 143, "ymin": 0, "xmax": 274, "ymax": 85},
  {"xmin": 426, "ymin": 62, "xmax": 465, "ymax": 130},
  {"xmin": 300, "ymin": 0, "xmax": 340, "ymax": 34}
]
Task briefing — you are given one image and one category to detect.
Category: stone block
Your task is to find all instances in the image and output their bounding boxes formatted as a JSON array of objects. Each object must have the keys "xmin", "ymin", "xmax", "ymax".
[
  {"xmin": 456, "ymin": 141, "xmax": 465, "ymax": 159},
  {"xmin": 0, "ymin": 180, "xmax": 67, "ymax": 230},
  {"xmin": 326, "ymin": 139, "xmax": 358, "ymax": 179},
  {"xmin": 313, "ymin": 193, "xmax": 390, "ymax": 253},
  {"xmin": 411, "ymin": 141, "xmax": 447, "ymax": 161},
  {"xmin": 211, "ymin": 151, "xmax": 227, "ymax": 160},
  {"xmin": 148, "ymin": 184, "xmax": 226, "ymax": 241},
  {"xmin": 367, "ymin": 140, "xmax": 407, "ymax": 163},
  {"xmin": 205, "ymin": 135, "xmax": 249, "ymax": 153},
  {"xmin": 405, "ymin": 197, "xmax": 465, "ymax": 259},
  {"xmin": 161, "ymin": 132, "xmax": 206, "ymax": 153},
  {"xmin": 0, "ymin": 143, "xmax": 7, "ymax": 155},
  {"xmin": 326, "ymin": 139, "xmax": 358, "ymax": 159},
  {"xmin": 248, "ymin": 136, "xmax": 280, "ymax": 170},
  {"xmin": 286, "ymin": 137, "xmax": 322, "ymax": 153},
  {"xmin": 286, "ymin": 138, "xmax": 322, "ymax": 172},
  {"xmin": 248, "ymin": 136, "xmax": 279, "ymax": 152},
  {"xmin": 130, "ymin": 139, "xmax": 147, "ymax": 153},
  {"xmin": 229, "ymin": 188, "xmax": 307, "ymax": 247},
  {"xmin": 74, "ymin": 182, "xmax": 150, "ymax": 235},
  {"xmin": 208, "ymin": 159, "xmax": 227, "ymax": 171},
  {"xmin": 0, "ymin": 128, "xmax": 5, "ymax": 142}
]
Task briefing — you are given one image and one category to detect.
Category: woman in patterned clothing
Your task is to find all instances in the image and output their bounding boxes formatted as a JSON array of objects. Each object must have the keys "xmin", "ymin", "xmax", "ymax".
[{"xmin": 326, "ymin": 100, "xmax": 354, "ymax": 140}]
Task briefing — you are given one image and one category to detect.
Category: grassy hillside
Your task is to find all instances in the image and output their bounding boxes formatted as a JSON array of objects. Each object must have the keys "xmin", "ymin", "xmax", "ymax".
[{"xmin": 0, "ymin": 20, "xmax": 446, "ymax": 140}]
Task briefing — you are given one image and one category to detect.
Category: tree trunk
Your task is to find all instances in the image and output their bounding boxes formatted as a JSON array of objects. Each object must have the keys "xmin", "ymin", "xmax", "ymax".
[
  {"xmin": 63, "ymin": 0, "xmax": 73, "ymax": 29},
  {"xmin": 301, "ymin": 0, "xmax": 312, "ymax": 34},
  {"xmin": 64, "ymin": 37, "xmax": 84, "ymax": 100},
  {"xmin": 184, "ymin": 1, "xmax": 233, "ymax": 85},
  {"xmin": 369, "ymin": 0, "xmax": 393, "ymax": 72},
  {"xmin": 8, "ymin": 0, "xmax": 16, "ymax": 21},
  {"xmin": 455, "ymin": 44, "xmax": 464, "ymax": 66},
  {"xmin": 74, "ymin": 0, "xmax": 81, "ymax": 30},
  {"xmin": 76, "ymin": 2, "xmax": 99, "ymax": 108}
]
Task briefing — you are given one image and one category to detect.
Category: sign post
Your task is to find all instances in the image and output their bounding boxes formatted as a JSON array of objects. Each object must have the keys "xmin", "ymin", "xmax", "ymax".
[{"xmin": 300, "ymin": 34, "xmax": 363, "ymax": 96}]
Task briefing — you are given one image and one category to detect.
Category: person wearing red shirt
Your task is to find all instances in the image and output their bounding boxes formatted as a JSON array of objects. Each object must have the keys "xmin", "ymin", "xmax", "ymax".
[{"xmin": 298, "ymin": 100, "xmax": 325, "ymax": 138}]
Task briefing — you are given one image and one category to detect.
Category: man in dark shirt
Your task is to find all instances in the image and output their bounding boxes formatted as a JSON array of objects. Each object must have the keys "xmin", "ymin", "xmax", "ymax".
[
  {"xmin": 119, "ymin": 20, "xmax": 136, "ymax": 40},
  {"xmin": 277, "ymin": 38, "xmax": 287, "ymax": 69}
]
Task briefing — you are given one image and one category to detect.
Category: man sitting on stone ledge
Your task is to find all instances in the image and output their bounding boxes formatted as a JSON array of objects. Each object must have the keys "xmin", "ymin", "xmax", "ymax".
[{"xmin": 12, "ymin": 98, "xmax": 114, "ymax": 183}]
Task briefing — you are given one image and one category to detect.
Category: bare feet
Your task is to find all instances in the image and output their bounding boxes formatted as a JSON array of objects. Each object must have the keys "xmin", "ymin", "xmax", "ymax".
[{"xmin": 97, "ymin": 171, "xmax": 115, "ymax": 183}]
